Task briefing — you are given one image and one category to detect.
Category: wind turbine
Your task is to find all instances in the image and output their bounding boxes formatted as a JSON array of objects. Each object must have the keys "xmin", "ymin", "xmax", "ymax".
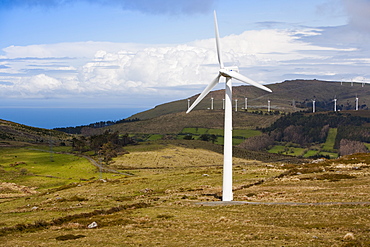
[
  {"xmin": 186, "ymin": 11, "xmax": 272, "ymax": 201},
  {"xmin": 312, "ymin": 98, "xmax": 316, "ymax": 113},
  {"xmin": 245, "ymin": 97, "xmax": 248, "ymax": 110},
  {"xmin": 355, "ymin": 94, "xmax": 359, "ymax": 111},
  {"xmin": 235, "ymin": 99, "xmax": 238, "ymax": 112},
  {"xmin": 333, "ymin": 96, "xmax": 337, "ymax": 112},
  {"xmin": 211, "ymin": 97, "xmax": 214, "ymax": 110}
]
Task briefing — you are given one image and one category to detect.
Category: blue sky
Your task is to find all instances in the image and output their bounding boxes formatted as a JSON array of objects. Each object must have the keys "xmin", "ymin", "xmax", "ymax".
[{"xmin": 0, "ymin": 0, "xmax": 369, "ymax": 112}]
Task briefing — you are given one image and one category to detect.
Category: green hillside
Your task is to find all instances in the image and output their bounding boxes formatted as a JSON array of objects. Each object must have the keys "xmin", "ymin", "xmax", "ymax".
[{"xmin": 0, "ymin": 119, "xmax": 71, "ymax": 146}]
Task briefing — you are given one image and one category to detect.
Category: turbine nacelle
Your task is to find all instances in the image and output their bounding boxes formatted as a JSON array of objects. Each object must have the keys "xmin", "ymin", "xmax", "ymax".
[{"xmin": 219, "ymin": 66, "xmax": 239, "ymax": 77}]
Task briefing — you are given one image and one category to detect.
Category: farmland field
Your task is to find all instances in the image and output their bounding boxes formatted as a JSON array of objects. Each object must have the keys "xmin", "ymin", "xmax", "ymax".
[
  {"xmin": 1, "ymin": 142, "xmax": 370, "ymax": 246},
  {"xmin": 322, "ymin": 128, "xmax": 337, "ymax": 152},
  {"xmin": 0, "ymin": 146, "xmax": 114, "ymax": 191}
]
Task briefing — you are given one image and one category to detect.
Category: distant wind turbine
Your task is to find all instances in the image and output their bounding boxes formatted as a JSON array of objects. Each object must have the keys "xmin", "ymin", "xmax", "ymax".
[
  {"xmin": 333, "ymin": 96, "xmax": 337, "ymax": 112},
  {"xmin": 312, "ymin": 99, "xmax": 316, "ymax": 113},
  {"xmin": 245, "ymin": 97, "xmax": 248, "ymax": 110},
  {"xmin": 235, "ymin": 99, "xmax": 238, "ymax": 112},
  {"xmin": 211, "ymin": 97, "xmax": 214, "ymax": 110},
  {"xmin": 356, "ymin": 95, "xmax": 359, "ymax": 111},
  {"xmin": 186, "ymin": 11, "xmax": 272, "ymax": 201}
]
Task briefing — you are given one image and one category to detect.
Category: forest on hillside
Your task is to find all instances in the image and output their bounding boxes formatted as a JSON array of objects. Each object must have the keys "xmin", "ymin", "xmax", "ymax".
[
  {"xmin": 54, "ymin": 118, "xmax": 140, "ymax": 134},
  {"xmin": 240, "ymin": 111, "xmax": 370, "ymax": 156},
  {"xmin": 262, "ymin": 111, "xmax": 370, "ymax": 145}
]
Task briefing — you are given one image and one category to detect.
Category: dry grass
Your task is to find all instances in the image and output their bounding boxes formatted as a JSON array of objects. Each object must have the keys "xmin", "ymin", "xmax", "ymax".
[{"xmin": 0, "ymin": 143, "xmax": 370, "ymax": 246}]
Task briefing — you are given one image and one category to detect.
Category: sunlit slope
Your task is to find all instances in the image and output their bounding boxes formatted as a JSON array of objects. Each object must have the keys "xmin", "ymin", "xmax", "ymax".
[{"xmin": 0, "ymin": 119, "xmax": 70, "ymax": 144}]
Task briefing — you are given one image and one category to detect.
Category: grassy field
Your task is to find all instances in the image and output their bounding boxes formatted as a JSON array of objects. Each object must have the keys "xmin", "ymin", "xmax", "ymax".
[
  {"xmin": 322, "ymin": 128, "xmax": 337, "ymax": 152},
  {"xmin": 0, "ymin": 146, "xmax": 113, "ymax": 192},
  {"xmin": 1, "ymin": 141, "xmax": 370, "ymax": 246},
  {"xmin": 303, "ymin": 149, "xmax": 319, "ymax": 158},
  {"xmin": 268, "ymin": 145, "xmax": 305, "ymax": 156}
]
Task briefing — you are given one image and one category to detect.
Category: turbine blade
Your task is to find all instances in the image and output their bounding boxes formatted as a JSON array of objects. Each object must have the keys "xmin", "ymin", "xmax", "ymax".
[
  {"xmin": 214, "ymin": 11, "xmax": 224, "ymax": 69},
  {"xmin": 225, "ymin": 70, "xmax": 272, "ymax": 93},
  {"xmin": 186, "ymin": 74, "xmax": 221, "ymax": 113}
]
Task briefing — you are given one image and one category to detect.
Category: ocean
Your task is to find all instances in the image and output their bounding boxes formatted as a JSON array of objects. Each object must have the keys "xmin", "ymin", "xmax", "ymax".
[{"xmin": 0, "ymin": 108, "xmax": 147, "ymax": 129}]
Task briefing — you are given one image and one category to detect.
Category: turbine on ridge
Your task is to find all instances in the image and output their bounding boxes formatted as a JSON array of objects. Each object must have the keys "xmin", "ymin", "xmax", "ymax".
[{"xmin": 186, "ymin": 11, "xmax": 272, "ymax": 201}]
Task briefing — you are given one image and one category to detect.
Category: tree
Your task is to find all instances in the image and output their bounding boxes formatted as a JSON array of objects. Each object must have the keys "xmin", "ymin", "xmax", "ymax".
[
  {"xmin": 198, "ymin": 134, "xmax": 217, "ymax": 143},
  {"xmin": 339, "ymin": 139, "xmax": 369, "ymax": 156},
  {"xmin": 183, "ymin": 135, "xmax": 193, "ymax": 140},
  {"xmin": 98, "ymin": 141, "xmax": 121, "ymax": 164},
  {"xmin": 238, "ymin": 134, "xmax": 274, "ymax": 151},
  {"xmin": 72, "ymin": 137, "xmax": 87, "ymax": 152},
  {"xmin": 283, "ymin": 125, "xmax": 305, "ymax": 145}
]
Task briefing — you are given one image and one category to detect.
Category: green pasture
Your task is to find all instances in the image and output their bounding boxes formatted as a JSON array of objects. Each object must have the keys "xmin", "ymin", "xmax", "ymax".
[
  {"xmin": 0, "ymin": 147, "xmax": 104, "ymax": 190},
  {"xmin": 268, "ymin": 145, "xmax": 305, "ymax": 156},
  {"xmin": 365, "ymin": 143, "xmax": 370, "ymax": 149},
  {"xmin": 303, "ymin": 149, "xmax": 320, "ymax": 158},
  {"xmin": 268, "ymin": 145, "xmax": 285, "ymax": 154},
  {"xmin": 322, "ymin": 128, "xmax": 337, "ymax": 152},
  {"xmin": 146, "ymin": 134, "xmax": 163, "ymax": 141},
  {"xmin": 320, "ymin": 151, "xmax": 338, "ymax": 159},
  {"xmin": 233, "ymin": 129, "xmax": 261, "ymax": 138}
]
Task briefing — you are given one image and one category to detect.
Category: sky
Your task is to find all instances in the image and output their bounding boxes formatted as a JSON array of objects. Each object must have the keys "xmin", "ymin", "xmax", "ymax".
[{"xmin": 1, "ymin": 0, "xmax": 370, "ymax": 113}]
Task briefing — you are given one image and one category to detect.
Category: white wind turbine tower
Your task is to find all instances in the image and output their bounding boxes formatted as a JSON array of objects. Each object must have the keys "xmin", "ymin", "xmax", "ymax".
[
  {"xmin": 356, "ymin": 94, "xmax": 359, "ymax": 111},
  {"xmin": 333, "ymin": 96, "xmax": 337, "ymax": 112},
  {"xmin": 186, "ymin": 11, "xmax": 272, "ymax": 201},
  {"xmin": 235, "ymin": 99, "xmax": 238, "ymax": 112},
  {"xmin": 211, "ymin": 97, "xmax": 214, "ymax": 110},
  {"xmin": 245, "ymin": 97, "xmax": 248, "ymax": 110},
  {"xmin": 312, "ymin": 99, "xmax": 316, "ymax": 113}
]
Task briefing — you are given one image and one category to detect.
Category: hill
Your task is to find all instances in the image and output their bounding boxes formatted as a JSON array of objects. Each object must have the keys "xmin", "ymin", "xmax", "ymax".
[
  {"xmin": 0, "ymin": 119, "xmax": 71, "ymax": 146},
  {"xmin": 103, "ymin": 110, "xmax": 280, "ymax": 134},
  {"xmin": 53, "ymin": 79, "xmax": 370, "ymax": 135},
  {"xmin": 128, "ymin": 79, "xmax": 369, "ymax": 120},
  {"xmin": 95, "ymin": 80, "xmax": 369, "ymax": 135}
]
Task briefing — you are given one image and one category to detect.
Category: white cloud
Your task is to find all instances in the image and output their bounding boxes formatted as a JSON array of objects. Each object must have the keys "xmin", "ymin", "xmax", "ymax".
[
  {"xmin": 2, "ymin": 74, "xmax": 63, "ymax": 97},
  {"xmin": 0, "ymin": 25, "xmax": 368, "ymax": 105},
  {"xmin": 3, "ymin": 42, "xmax": 152, "ymax": 59}
]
